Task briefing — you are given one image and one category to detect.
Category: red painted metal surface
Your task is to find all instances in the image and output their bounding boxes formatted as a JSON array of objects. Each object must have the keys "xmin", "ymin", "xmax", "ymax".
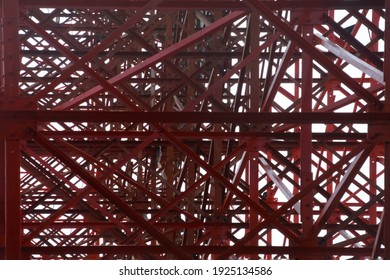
[{"xmin": 0, "ymin": 0, "xmax": 389, "ymax": 259}]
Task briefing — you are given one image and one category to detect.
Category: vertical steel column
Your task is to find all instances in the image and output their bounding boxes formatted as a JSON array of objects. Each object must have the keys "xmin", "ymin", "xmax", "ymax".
[
  {"xmin": 299, "ymin": 25, "xmax": 314, "ymax": 257},
  {"xmin": 4, "ymin": 140, "xmax": 21, "ymax": 259},
  {"xmin": 248, "ymin": 141, "xmax": 259, "ymax": 260},
  {"xmin": 165, "ymin": 146, "xmax": 175, "ymax": 243},
  {"xmin": 1, "ymin": 0, "xmax": 19, "ymax": 96},
  {"xmin": 211, "ymin": 78, "xmax": 224, "ymax": 215},
  {"xmin": 369, "ymin": 156, "xmax": 378, "ymax": 224},
  {"xmin": 370, "ymin": 10, "xmax": 381, "ymax": 227},
  {"xmin": 249, "ymin": 13, "xmax": 261, "ymax": 111},
  {"xmin": 0, "ymin": 140, "xmax": 5, "ymax": 259},
  {"xmin": 385, "ymin": 0, "xmax": 390, "ymax": 260},
  {"xmin": 248, "ymin": 10, "xmax": 260, "ymax": 260},
  {"xmin": 1, "ymin": 0, "xmax": 21, "ymax": 259},
  {"xmin": 385, "ymin": 145, "xmax": 390, "ymax": 259},
  {"xmin": 185, "ymin": 160, "xmax": 196, "ymax": 247},
  {"xmin": 0, "ymin": 0, "xmax": 4, "ymax": 258}
]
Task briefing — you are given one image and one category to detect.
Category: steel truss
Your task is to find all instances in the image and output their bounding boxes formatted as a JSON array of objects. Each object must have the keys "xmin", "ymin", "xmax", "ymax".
[{"xmin": 1, "ymin": 0, "xmax": 390, "ymax": 260}]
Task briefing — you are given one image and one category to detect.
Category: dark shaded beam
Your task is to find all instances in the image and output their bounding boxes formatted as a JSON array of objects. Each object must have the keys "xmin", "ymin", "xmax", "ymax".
[
  {"xmin": 22, "ymin": 222, "xmax": 250, "ymax": 230},
  {"xmin": 12, "ymin": 245, "xmax": 382, "ymax": 257},
  {"xmin": 21, "ymin": 50, "xmax": 244, "ymax": 59},
  {"xmin": 20, "ymin": 77, "xmax": 378, "ymax": 85},
  {"xmin": 22, "ymin": 222, "xmax": 379, "ymax": 231},
  {"xmin": 325, "ymin": 15, "xmax": 383, "ymax": 69},
  {"xmin": 23, "ymin": 140, "xmax": 372, "ymax": 157},
  {"xmin": 39, "ymin": 131, "xmax": 367, "ymax": 141},
  {"xmin": 19, "ymin": 50, "xmax": 385, "ymax": 59},
  {"xmin": 20, "ymin": 0, "xmax": 385, "ymax": 10},
  {"xmin": 2, "ymin": 111, "xmax": 390, "ymax": 124},
  {"xmin": 21, "ymin": 208, "xmax": 383, "ymax": 217}
]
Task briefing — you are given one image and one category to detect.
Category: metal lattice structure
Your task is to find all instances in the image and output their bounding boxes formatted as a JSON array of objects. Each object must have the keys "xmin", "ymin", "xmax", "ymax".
[{"xmin": 1, "ymin": 0, "xmax": 390, "ymax": 260}]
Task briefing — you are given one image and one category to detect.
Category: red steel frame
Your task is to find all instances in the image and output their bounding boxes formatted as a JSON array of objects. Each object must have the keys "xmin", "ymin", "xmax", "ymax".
[{"xmin": 0, "ymin": 0, "xmax": 389, "ymax": 259}]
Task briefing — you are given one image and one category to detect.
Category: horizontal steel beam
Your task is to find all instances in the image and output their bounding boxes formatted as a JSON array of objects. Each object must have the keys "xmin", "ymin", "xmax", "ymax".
[
  {"xmin": 39, "ymin": 131, "xmax": 367, "ymax": 140},
  {"xmin": 8, "ymin": 245, "xmax": 382, "ymax": 257},
  {"xmin": 20, "ymin": 50, "xmax": 243, "ymax": 59},
  {"xmin": 22, "ymin": 222, "xmax": 249, "ymax": 229},
  {"xmin": 22, "ymin": 222, "xmax": 378, "ymax": 231},
  {"xmin": 19, "ymin": 0, "xmax": 384, "ymax": 10},
  {"xmin": 19, "ymin": 50, "xmax": 384, "ymax": 60},
  {"xmin": 23, "ymin": 140, "xmax": 371, "ymax": 157},
  {"xmin": 2, "ymin": 111, "xmax": 390, "ymax": 124}
]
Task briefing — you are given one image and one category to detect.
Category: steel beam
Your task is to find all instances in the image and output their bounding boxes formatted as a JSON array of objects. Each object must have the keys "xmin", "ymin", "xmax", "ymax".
[
  {"xmin": 31, "ymin": 0, "xmax": 164, "ymax": 102},
  {"xmin": 244, "ymin": 0, "xmax": 383, "ymax": 110},
  {"xmin": 324, "ymin": 15, "xmax": 383, "ymax": 70},
  {"xmin": 2, "ymin": 111, "xmax": 390, "ymax": 124},
  {"xmin": 1, "ymin": 0, "xmax": 22, "ymax": 260},
  {"xmin": 1, "ymin": 0, "xmax": 386, "ymax": 260},
  {"xmin": 313, "ymin": 145, "xmax": 375, "ymax": 235},
  {"xmin": 217, "ymin": 142, "xmax": 375, "ymax": 259},
  {"xmin": 52, "ymin": 11, "xmax": 246, "ymax": 110},
  {"xmin": 315, "ymin": 33, "xmax": 384, "ymax": 84},
  {"xmin": 384, "ymin": 0, "xmax": 390, "ymax": 260},
  {"xmin": 262, "ymin": 40, "xmax": 296, "ymax": 112},
  {"xmin": 300, "ymin": 25, "xmax": 314, "ymax": 248},
  {"xmin": 31, "ymin": 131, "xmax": 192, "ymax": 259},
  {"xmin": 4, "ymin": 140, "xmax": 21, "ymax": 259},
  {"xmin": 0, "ymin": 141, "xmax": 5, "ymax": 259},
  {"xmin": 385, "ymin": 144, "xmax": 390, "ymax": 259},
  {"xmin": 19, "ymin": 0, "xmax": 385, "ymax": 10},
  {"xmin": 13, "ymin": 245, "xmax": 383, "ymax": 258},
  {"xmin": 1, "ymin": 0, "xmax": 20, "ymax": 96}
]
